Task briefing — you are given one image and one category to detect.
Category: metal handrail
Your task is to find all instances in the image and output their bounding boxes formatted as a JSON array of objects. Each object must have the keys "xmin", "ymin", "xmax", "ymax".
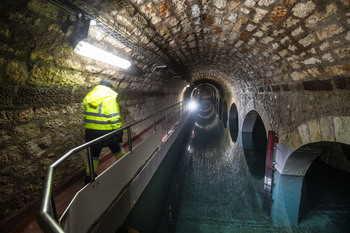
[{"xmin": 37, "ymin": 101, "xmax": 187, "ymax": 232}]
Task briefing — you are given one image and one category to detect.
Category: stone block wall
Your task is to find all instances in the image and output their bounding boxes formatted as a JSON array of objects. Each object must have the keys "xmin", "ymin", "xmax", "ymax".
[
  {"xmin": 0, "ymin": 86, "xmax": 87, "ymax": 219},
  {"xmin": 234, "ymin": 79, "xmax": 350, "ymax": 150},
  {"xmin": 0, "ymin": 0, "xmax": 183, "ymax": 221},
  {"xmin": 1, "ymin": 0, "xmax": 349, "ymax": 225},
  {"xmin": 0, "ymin": 0, "xmax": 90, "ymax": 219}
]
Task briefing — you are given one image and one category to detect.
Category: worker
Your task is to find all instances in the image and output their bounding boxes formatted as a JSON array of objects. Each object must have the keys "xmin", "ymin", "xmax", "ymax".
[{"xmin": 83, "ymin": 80, "xmax": 125, "ymax": 184}]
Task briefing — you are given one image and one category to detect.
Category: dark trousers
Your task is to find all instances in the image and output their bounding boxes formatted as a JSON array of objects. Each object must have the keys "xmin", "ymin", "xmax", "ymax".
[{"xmin": 85, "ymin": 129, "xmax": 123, "ymax": 159}]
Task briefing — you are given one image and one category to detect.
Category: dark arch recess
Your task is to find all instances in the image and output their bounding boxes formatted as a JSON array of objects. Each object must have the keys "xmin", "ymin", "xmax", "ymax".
[
  {"xmin": 242, "ymin": 110, "xmax": 267, "ymax": 180},
  {"xmin": 229, "ymin": 103, "xmax": 238, "ymax": 142}
]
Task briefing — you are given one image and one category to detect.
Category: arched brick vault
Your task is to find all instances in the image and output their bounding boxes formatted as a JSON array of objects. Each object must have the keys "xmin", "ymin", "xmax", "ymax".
[{"xmin": 1, "ymin": 0, "xmax": 350, "ymax": 222}]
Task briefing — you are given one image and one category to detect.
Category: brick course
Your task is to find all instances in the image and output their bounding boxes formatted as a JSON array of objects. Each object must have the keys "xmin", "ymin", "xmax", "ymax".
[{"xmin": 0, "ymin": 0, "xmax": 349, "ymax": 223}]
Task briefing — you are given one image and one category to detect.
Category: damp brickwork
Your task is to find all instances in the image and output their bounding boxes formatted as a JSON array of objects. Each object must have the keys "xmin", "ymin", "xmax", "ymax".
[
  {"xmin": 0, "ymin": 0, "xmax": 350, "ymax": 225},
  {"xmin": 66, "ymin": 0, "xmax": 350, "ymax": 87},
  {"xmin": 236, "ymin": 86, "xmax": 350, "ymax": 149},
  {"xmin": 0, "ymin": 0, "xmax": 182, "ymax": 220}
]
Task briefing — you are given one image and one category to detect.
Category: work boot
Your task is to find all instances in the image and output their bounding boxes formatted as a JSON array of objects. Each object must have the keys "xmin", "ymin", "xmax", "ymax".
[{"xmin": 115, "ymin": 148, "xmax": 126, "ymax": 160}]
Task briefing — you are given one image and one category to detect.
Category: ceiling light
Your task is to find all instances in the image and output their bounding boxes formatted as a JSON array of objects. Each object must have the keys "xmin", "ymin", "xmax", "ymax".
[
  {"xmin": 152, "ymin": 65, "xmax": 167, "ymax": 72},
  {"xmin": 74, "ymin": 41, "xmax": 131, "ymax": 69}
]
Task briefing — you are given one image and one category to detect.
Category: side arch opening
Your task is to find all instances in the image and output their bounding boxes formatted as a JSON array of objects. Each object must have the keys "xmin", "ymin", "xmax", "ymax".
[
  {"xmin": 229, "ymin": 103, "xmax": 238, "ymax": 142},
  {"xmin": 242, "ymin": 110, "xmax": 267, "ymax": 179},
  {"xmin": 283, "ymin": 142, "xmax": 350, "ymax": 176}
]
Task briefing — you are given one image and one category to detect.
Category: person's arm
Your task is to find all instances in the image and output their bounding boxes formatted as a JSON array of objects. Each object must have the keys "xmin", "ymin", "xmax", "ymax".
[{"xmin": 105, "ymin": 98, "xmax": 122, "ymax": 129}]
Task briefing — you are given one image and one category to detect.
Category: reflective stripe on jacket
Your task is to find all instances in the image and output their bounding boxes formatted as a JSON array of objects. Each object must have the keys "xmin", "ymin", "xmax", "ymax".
[{"xmin": 83, "ymin": 85, "xmax": 122, "ymax": 130}]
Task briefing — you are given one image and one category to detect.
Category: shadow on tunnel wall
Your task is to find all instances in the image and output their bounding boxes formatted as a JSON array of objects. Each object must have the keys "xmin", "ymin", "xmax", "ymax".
[
  {"xmin": 242, "ymin": 111, "xmax": 267, "ymax": 180},
  {"xmin": 300, "ymin": 155, "xmax": 350, "ymax": 231},
  {"xmin": 272, "ymin": 142, "xmax": 350, "ymax": 228},
  {"xmin": 298, "ymin": 142, "xmax": 350, "ymax": 224}
]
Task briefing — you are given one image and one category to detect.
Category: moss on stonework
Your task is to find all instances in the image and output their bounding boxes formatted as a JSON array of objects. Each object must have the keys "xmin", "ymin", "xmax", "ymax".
[
  {"xmin": 334, "ymin": 116, "xmax": 350, "ymax": 144},
  {"xmin": 8, "ymin": 12, "xmax": 31, "ymax": 24},
  {"xmin": 0, "ymin": 26, "xmax": 10, "ymax": 38},
  {"xmin": 0, "ymin": 58, "xmax": 5, "ymax": 83},
  {"xmin": 28, "ymin": 64, "xmax": 84, "ymax": 86},
  {"xmin": 13, "ymin": 29, "xmax": 37, "ymax": 49},
  {"xmin": 5, "ymin": 60, "xmax": 28, "ymax": 85},
  {"xmin": 0, "ymin": 42, "xmax": 27, "ymax": 58},
  {"xmin": 0, "ymin": 145, "xmax": 22, "ymax": 166},
  {"xmin": 46, "ymin": 24, "xmax": 61, "ymax": 33},
  {"xmin": 28, "ymin": 0, "xmax": 61, "ymax": 20},
  {"xmin": 14, "ymin": 122, "xmax": 40, "ymax": 140},
  {"xmin": 55, "ymin": 58, "xmax": 81, "ymax": 70},
  {"xmin": 30, "ymin": 50, "xmax": 54, "ymax": 63},
  {"xmin": 13, "ymin": 24, "xmax": 64, "ymax": 52}
]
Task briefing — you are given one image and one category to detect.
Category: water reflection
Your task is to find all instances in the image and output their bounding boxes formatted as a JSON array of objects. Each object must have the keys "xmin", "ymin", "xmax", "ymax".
[
  {"xmin": 170, "ymin": 104, "xmax": 265, "ymax": 232},
  {"xmin": 167, "ymin": 110, "xmax": 350, "ymax": 232},
  {"xmin": 121, "ymin": 106, "xmax": 350, "ymax": 233}
]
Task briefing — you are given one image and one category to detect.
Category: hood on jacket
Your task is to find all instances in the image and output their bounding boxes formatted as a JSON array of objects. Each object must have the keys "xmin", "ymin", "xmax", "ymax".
[{"xmin": 85, "ymin": 85, "xmax": 118, "ymax": 108}]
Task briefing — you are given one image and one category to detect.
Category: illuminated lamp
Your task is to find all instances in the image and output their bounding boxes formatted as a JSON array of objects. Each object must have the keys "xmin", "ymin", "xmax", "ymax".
[
  {"xmin": 74, "ymin": 41, "xmax": 131, "ymax": 69},
  {"xmin": 68, "ymin": 14, "xmax": 131, "ymax": 69}
]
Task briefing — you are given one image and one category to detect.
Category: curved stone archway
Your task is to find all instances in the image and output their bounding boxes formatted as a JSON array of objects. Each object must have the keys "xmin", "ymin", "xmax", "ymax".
[
  {"xmin": 1, "ymin": 0, "xmax": 350, "ymax": 227},
  {"xmin": 275, "ymin": 116, "xmax": 350, "ymax": 176},
  {"xmin": 280, "ymin": 116, "xmax": 350, "ymax": 150},
  {"xmin": 242, "ymin": 110, "xmax": 268, "ymax": 179},
  {"xmin": 239, "ymin": 100, "xmax": 271, "ymax": 135},
  {"xmin": 278, "ymin": 141, "xmax": 350, "ymax": 176}
]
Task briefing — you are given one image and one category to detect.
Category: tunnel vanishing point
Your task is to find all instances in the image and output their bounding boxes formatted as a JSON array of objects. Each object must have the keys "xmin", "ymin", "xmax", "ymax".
[{"xmin": 0, "ymin": 0, "xmax": 350, "ymax": 228}]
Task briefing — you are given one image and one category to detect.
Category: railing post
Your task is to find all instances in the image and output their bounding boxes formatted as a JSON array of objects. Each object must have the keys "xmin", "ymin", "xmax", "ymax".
[
  {"xmin": 127, "ymin": 127, "xmax": 132, "ymax": 152},
  {"xmin": 87, "ymin": 147, "xmax": 95, "ymax": 183}
]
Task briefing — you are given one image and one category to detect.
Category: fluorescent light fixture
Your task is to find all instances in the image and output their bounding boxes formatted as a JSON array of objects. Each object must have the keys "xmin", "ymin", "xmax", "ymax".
[
  {"xmin": 188, "ymin": 100, "xmax": 198, "ymax": 112},
  {"xmin": 74, "ymin": 41, "xmax": 131, "ymax": 69}
]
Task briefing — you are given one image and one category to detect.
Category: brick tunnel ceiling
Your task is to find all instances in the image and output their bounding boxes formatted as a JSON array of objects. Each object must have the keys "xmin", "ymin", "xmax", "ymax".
[{"xmin": 68, "ymin": 0, "xmax": 350, "ymax": 89}]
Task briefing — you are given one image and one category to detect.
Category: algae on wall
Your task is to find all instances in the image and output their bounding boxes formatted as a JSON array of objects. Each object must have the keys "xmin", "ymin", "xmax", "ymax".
[
  {"xmin": 0, "ymin": 0, "xmax": 185, "ymax": 222},
  {"xmin": 0, "ymin": 0, "xmax": 90, "ymax": 220}
]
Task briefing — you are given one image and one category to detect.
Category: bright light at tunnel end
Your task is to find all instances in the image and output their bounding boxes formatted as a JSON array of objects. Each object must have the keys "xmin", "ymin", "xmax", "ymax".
[{"xmin": 188, "ymin": 100, "xmax": 198, "ymax": 112}]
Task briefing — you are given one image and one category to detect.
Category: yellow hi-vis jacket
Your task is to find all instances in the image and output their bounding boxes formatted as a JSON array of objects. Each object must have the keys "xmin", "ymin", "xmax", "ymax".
[{"xmin": 83, "ymin": 85, "xmax": 122, "ymax": 130}]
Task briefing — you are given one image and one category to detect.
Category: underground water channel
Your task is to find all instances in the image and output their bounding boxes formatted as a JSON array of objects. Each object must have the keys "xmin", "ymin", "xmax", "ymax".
[{"xmin": 117, "ymin": 99, "xmax": 350, "ymax": 233}]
